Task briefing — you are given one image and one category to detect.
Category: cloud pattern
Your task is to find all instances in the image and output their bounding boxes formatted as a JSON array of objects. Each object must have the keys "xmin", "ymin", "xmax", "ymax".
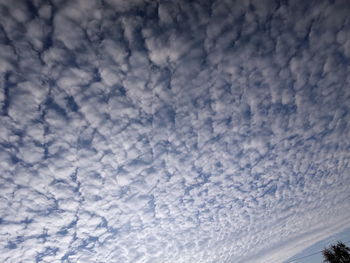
[{"xmin": 1, "ymin": 0, "xmax": 350, "ymax": 262}]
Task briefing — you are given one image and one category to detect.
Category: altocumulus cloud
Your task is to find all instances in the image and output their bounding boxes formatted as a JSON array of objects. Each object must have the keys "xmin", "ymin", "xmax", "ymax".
[{"xmin": 0, "ymin": 0, "xmax": 350, "ymax": 262}]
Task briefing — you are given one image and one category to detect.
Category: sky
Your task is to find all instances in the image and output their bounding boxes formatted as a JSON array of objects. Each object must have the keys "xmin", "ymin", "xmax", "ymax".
[
  {"xmin": 284, "ymin": 227, "xmax": 350, "ymax": 263},
  {"xmin": 0, "ymin": 0, "xmax": 350, "ymax": 263}
]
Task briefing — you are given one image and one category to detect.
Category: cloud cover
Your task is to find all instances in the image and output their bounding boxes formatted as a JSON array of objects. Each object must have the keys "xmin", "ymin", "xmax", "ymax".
[{"xmin": 0, "ymin": 0, "xmax": 350, "ymax": 262}]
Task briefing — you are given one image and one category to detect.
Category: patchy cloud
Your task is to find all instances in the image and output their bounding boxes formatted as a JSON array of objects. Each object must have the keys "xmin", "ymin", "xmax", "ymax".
[{"xmin": 1, "ymin": 0, "xmax": 350, "ymax": 262}]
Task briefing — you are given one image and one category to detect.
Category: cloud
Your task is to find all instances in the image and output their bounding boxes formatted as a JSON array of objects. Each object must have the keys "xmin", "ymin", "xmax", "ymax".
[{"xmin": 1, "ymin": 0, "xmax": 350, "ymax": 262}]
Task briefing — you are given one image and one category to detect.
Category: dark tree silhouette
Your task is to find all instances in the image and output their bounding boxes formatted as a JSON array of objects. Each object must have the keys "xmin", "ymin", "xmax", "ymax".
[{"xmin": 322, "ymin": 241, "xmax": 350, "ymax": 263}]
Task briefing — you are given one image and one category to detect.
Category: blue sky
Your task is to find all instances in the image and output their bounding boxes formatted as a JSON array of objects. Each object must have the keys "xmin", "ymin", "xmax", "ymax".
[
  {"xmin": 284, "ymin": 227, "xmax": 350, "ymax": 263},
  {"xmin": 0, "ymin": 0, "xmax": 350, "ymax": 262}
]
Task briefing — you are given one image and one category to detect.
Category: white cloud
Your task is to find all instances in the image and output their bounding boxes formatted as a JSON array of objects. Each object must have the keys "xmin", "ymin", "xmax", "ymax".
[{"xmin": 1, "ymin": 0, "xmax": 350, "ymax": 263}]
